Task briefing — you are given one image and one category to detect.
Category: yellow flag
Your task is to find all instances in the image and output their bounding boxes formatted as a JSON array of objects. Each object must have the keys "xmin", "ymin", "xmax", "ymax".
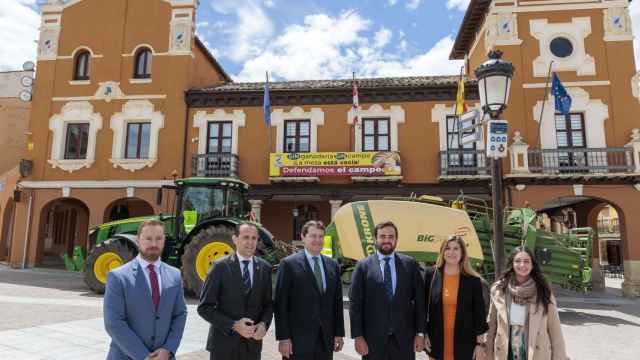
[{"xmin": 455, "ymin": 78, "xmax": 466, "ymax": 115}]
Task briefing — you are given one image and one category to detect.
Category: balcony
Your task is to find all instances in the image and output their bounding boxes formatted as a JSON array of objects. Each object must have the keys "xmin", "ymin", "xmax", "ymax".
[
  {"xmin": 438, "ymin": 149, "xmax": 490, "ymax": 179},
  {"xmin": 507, "ymin": 130, "xmax": 640, "ymax": 182},
  {"xmin": 597, "ymin": 218, "xmax": 620, "ymax": 235},
  {"xmin": 191, "ymin": 153, "xmax": 239, "ymax": 178}
]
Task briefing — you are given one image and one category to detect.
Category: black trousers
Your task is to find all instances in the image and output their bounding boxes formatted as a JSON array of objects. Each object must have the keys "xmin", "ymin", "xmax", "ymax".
[
  {"xmin": 210, "ymin": 338, "xmax": 260, "ymax": 360},
  {"xmin": 364, "ymin": 335, "xmax": 415, "ymax": 360},
  {"xmin": 287, "ymin": 331, "xmax": 332, "ymax": 360}
]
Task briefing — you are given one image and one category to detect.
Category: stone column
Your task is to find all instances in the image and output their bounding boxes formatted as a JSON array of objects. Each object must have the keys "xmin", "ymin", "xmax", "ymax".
[
  {"xmin": 625, "ymin": 128, "xmax": 640, "ymax": 173},
  {"xmin": 623, "ymin": 260, "xmax": 640, "ymax": 298},
  {"xmin": 249, "ymin": 200, "xmax": 263, "ymax": 223},
  {"xmin": 329, "ymin": 200, "xmax": 343, "ymax": 220}
]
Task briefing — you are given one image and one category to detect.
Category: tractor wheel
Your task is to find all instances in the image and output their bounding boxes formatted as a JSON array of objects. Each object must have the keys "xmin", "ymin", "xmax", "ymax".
[
  {"xmin": 181, "ymin": 225, "xmax": 235, "ymax": 296},
  {"xmin": 84, "ymin": 239, "xmax": 135, "ymax": 294}
]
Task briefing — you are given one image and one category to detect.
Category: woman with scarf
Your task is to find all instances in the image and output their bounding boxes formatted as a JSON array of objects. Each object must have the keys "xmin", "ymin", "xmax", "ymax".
[
  {"xmin": 424, "ymin": 235, "xmax": 488, "ymax": 360},
  {"xmin": 485, "ymin": 246, "xmax": 568, "ymax": 360}
]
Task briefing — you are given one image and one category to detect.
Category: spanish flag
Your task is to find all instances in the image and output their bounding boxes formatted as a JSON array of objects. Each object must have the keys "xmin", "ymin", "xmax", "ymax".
[{"xmin": 455, "ymin": 76, "xmax": 467, "ymax": 115}]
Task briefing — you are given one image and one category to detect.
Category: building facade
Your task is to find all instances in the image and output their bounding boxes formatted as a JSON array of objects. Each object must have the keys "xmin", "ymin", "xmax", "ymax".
[{"xmin": 1, "ymin": 0, "xmax": 640, "ymax": 296}]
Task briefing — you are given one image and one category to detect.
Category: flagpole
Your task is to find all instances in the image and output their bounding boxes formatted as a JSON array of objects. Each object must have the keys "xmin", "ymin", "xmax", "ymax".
[
  {"xmin": 351, "ymin": 72, "xmax": 355, "ymax": 152},
  {"xmin": 265, "ymin": 71, "xmax": 272, "ymax": 172},
  {"xmin": 535, "ymin": 60, "xmax": 554, "ymax": 150}
]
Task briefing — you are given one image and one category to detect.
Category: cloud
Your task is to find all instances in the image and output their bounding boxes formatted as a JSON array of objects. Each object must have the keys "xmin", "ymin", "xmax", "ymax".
[
  {"xmin": 264, "ymin": 0, "xmax": 275, "ymax": 8},
  {"xmin": 374, "ymin": 27, "xmax": 392, "ymax": 48},
  {"xmin": 387, "ymin": 0, "xmax": 398, "ymax": 6},
  {"xmin": 0, "ymin": 0, "xmax": 40, "ymax": 71},
  {"xmin": 406, "ymin": 0, "xmax": 423, "ymax": 10},
  {"xmin": 234, "ymin": 11, "xmax": 462, "ymax": 81},
  {"xmin": 631, "ymin": 1, "xmax": 640, "ymax": 69},
  {"xmin": 446, "ymin": 0, "xmax": 470, "ymax": 11},
  {"xmin": 208, "ymin": 0, "xmax": 274, "ymax": 62}
]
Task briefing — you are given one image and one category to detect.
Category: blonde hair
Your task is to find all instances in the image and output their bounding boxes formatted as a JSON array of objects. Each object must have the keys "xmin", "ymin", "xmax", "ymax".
[
  {"xmin": 137, "ymin": 219, "xmax": 164, "ymax": 238},
  {"xmin": 435, "ymin": 235, "xmax": 482, "ymax": 278}
]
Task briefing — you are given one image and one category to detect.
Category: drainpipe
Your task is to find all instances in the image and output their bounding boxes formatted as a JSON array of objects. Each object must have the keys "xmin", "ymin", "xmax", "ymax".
[
  {"xmin": 22, "ymin": 191, "xmax": 33, "ymax": 269},
  {"xmin": 181, "ymin": 99, "xmax": 190, "ymax": 178}
]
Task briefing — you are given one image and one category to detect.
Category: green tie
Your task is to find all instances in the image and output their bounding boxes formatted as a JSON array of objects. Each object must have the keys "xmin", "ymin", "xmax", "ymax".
[{"xmin": 312, "ymin": 256, "xmax": 324, "ymax": 292}]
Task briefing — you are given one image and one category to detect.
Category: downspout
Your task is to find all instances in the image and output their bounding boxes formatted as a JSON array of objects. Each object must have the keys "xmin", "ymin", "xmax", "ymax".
[
  {"xmin": 22, "ymin": 190, "xmax": 33, "ymax": 269},
  {"xmin": 181, "ymin": 93, "xmax": 190, "ymax": 178}
]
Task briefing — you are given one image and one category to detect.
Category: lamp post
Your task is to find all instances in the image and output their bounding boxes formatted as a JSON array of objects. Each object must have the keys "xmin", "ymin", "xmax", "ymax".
[{"xmin": 475, "ymin": 50, "xmax": 514, "ymax": 276}]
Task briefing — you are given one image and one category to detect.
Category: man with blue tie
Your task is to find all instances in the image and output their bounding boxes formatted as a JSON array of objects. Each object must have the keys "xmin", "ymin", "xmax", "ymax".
[
  {"xmin": 103, "ymin": 219, "xmax": 187, "ymax": 360},
  {"xmin": 275, "ymin": 220, "xmax": 345, "ymax": 360},
  {"xmin": 349, "ymin": 221, "xmax": 425, "ymax": 360},
  {"xmin": 198, "ymin": 223, "xmax": 274, "ymax": 360}
]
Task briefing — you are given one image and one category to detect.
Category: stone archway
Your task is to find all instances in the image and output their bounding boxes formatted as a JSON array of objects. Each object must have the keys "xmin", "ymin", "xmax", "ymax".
[
  {"xmin": 0, "ymin": 199, "xmax": 14, "ymax": 262},
  {"xmin": 37, "ymin": 198, "xmax": 90, "ymax": 268},
  {"xmin": 103, "ymin": 197, "xmax": 155, "ymax": 223}
]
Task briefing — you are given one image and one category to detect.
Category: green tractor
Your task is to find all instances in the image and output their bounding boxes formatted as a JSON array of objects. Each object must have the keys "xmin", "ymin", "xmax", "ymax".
[{"xmin": 83, "ymin": 177, "xmax": 277, "ymax": 296}]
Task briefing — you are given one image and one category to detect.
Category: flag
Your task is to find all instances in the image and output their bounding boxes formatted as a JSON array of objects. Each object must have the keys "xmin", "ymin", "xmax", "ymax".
[
  {"xmin": 352, "ymin": 75, "xmax": 360, "ymax": 126},
  {"xmin": 551, "ymin": 73, "xmax": 572, "ymax": 115},
  {"xmin": 455, "ymin": 77, "xmax": 467, "ymax": 115},
  {"xmin": 263, "ymin": 73, "xmax": 271, "ymax": 126}
]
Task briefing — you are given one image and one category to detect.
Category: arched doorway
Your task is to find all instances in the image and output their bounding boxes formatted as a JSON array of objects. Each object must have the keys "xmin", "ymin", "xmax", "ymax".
[
  {"xmin": 536, "ymin": 196, "xmax": 627, "ymax": 291},
  {"xmin": 103, "ymin": 197, "xmax": 155, "ymax": 222},
  {"xmin": 0, "ymin": 199, "xmax": 14, "ymax": 262},
  {"xmin": 38, "ymin": 198, "xmax": 90, "ymax": 268},
  {"xmin": 292, "ymin": 204, "xmax": 319, "ymax": 241}
]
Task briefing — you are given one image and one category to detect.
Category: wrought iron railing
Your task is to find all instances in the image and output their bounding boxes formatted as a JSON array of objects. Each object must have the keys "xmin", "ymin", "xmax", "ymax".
[
  {"xmin": 439, "ymin": 149, "xmax": 489, "ymax": 176},
  {"xmin": 527, "ymin": 147, "xmax": 634, "ymax": 175},
  {"xmin": 597, "ymin": 218, "xmax": 620, "ymax": 234},
  {"xmin": 191, "ymin": 153, "xmax": 239, "ymax": 178}
]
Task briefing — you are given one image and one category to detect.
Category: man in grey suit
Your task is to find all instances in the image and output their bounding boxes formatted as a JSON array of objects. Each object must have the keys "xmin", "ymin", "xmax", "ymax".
[
  {"xmin": 198, "ymin": 222, "xmax": 274, "ymax": 360},
  {"xmin": 104, "ymin": 219, "xmax": 187, "ymax": 360}
]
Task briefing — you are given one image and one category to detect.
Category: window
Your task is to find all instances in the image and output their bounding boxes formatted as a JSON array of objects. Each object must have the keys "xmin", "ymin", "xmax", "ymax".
[
  {"xmin": 73, "ymin": 50, "xmax": 90, "ymax": 80},
  {"xmin": 207, "ymin": 122, "xmax": 232, "ymax": 153},
  {"xmin": 134, "ymin": 48, "xmax": 152, "ymax": 78},
  {"xmin": 362, "ymin": 118, "xmax": 390, "ymax": 151},
  {"xmin": 64, "ymin": 123, "xmax": 90, "ymax": 159},
  {"xmin": 284, "ymin": 120, "xmax": 310, "ymax": 153},
  {"xmin": 549, "ymin": 37, "xmax": 573, "ymax": 58},
  {"xmin": 446, "ymin": 115, "xmax": 477, "ymax": 169},
  {"xmin": 555, "ymin": 112, "xmax": 587, "ymax": 171},
  {"xmin": 125, "ymin": 122, "xmax": 151, "ymax": 159}
]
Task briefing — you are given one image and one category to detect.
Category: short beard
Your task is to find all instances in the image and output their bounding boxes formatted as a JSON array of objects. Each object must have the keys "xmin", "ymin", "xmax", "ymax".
[
  {"xmin": 375, "ymin": 244, "xmax": 395, "ymax": 255},
  {"xmin": 140, "ymin": 250, "xmax": 161, "ymax": 262}
]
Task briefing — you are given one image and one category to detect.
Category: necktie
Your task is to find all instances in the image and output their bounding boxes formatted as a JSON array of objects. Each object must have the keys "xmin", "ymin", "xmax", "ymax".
[
  {"xmin": 312, "ymin": 256, "xmax": 324, "ymax": 292},
  {"xmin": 383, "ymin": 257, "xmax": 393, "ymax": 298},
  {"xmin": 148, "ymin": 264, "xmax": 160, "ymax": 311},
  {"xmin": 242, "ymin": 260, "xmax": 251, "ymax": 294}
]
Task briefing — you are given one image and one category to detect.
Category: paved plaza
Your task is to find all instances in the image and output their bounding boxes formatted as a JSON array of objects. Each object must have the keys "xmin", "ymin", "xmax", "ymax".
[{"xmin": 0, "ymin": 265, "xmax": 638, "ymax": 359}]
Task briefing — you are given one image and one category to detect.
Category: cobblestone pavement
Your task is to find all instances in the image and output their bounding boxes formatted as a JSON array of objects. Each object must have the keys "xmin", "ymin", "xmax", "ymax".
[{"xmin": 0, "ymin": 265, "xmax": 638, "ymax": 359}]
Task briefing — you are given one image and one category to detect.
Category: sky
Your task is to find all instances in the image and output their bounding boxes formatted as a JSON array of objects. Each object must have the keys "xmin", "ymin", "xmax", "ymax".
[{"xmin": 1, "ymin": 0, "xmax": 640, "ymax": 82}]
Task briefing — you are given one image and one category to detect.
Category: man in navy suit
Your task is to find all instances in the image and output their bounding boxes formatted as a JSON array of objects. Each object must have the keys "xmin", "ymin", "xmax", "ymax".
[
  {"xmin": 104, "ymin": 219, "xmax": 187, "ymax": 360},
  {"xmin": 349, "ymin": 221, "xmax": 425, "ymax": 360},
  {"xmin": 275, "ymin": 220, "xmax": 345, "ymax": 360}
]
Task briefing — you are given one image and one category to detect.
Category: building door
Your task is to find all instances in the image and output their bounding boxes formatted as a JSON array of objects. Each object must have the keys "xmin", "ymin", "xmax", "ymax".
[
  {"xmin": 555, "ymin": 113, "xmax": 587, "ymax": 173},
  {"xmin": 292, "ymin": 204, "xmax": 319, "ymax": 241}
]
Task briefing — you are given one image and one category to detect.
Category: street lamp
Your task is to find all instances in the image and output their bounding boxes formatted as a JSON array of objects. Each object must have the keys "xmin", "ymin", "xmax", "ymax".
[{"xmin": 475, "ymin": 50, "xmax": 514, "ymax": 277}]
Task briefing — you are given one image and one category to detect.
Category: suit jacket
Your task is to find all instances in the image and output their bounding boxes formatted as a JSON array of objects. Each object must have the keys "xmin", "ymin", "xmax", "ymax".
[
  {"xmin": 198, "ymin": 254, "xmax": 274, "ymax": 357},
  {"xmin": 424, "ymin": 267, "xmax": 488, "ymax": 360},
  {"xmin": 349, "ymin": 253, "xmax": 425, "ymax": 355},
  {"xmin": 274, "ymin": 251, "xmax": 345, "ymax": 355},
  {"xmin": 104, "ymin": 259, "xmax": 187, "ymax": 360},
  {"xmin": 486, "ymin": 285, "xmax": 568, "ymax": 360}
]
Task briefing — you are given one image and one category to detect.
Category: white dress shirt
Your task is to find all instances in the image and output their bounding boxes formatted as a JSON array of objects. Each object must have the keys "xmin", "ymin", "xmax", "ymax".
[
  {"xmin": 237, "ymin": 252, "xmax": 254, "ymax": 285},
  {"xmin": 136, "ymin": 254, "xmax": 162, "ymax": 296},
  {"xmin": 376, "ymin": 251, "xmax": 397, "ymax": 295}
]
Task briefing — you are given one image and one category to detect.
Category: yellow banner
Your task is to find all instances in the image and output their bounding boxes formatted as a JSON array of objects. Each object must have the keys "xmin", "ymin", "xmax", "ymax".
[{"xmin": 269, "ymin": 152, "xmax": 401, "ymax": 177}]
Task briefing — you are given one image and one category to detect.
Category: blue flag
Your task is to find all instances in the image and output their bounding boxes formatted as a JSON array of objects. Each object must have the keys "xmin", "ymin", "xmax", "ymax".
[
  {"xmin": 551, "ymin": 73, "xmax": 572, "ymax": 115},
  {"xmin": 263, "ymin": 77, "xmax": 271, "ymax": 126}
]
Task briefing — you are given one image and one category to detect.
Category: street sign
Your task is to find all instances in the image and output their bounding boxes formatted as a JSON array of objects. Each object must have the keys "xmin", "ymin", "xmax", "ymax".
[
  {"xmin": 458, "ymin": 109, "xmax": 481, "ymax": 131},
  {"xmin": 486, "ymin": 120, "xmax": 508, "ymax": 158},
  {"xmin": 461, "ymin": 129, "xmax": 482, "ymax": 145}
]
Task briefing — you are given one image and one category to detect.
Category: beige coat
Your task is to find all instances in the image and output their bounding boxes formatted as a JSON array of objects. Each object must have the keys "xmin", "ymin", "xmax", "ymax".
[{"xmin": 486, "ymin": 285, "xmax": 568, "ymax": 360}]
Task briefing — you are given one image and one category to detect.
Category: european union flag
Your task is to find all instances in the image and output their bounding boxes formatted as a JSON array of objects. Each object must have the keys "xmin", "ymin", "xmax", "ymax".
[
  {"xmin": 551, "ymin": 73, "xmax": 572, "ymax": 115},
  {"xmin": 263, "ymin": 76, "xmax": 271, "ymax": 126}
]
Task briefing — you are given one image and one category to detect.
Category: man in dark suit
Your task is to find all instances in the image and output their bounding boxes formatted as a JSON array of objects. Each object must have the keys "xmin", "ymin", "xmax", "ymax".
[
  {"xmin": 275, "ymin": 220, "xmax": 345, "ymax": 360},
  {"xmin": 104, "ymin": 219, "xmax": 187, "ymax": 360},
  {"xmin": 198, "ymin": 223, "xmax": 274, "ymax": 360},
  {"xmin": 349, "ymin": 221, "xmax": 425, "ymax": 360}
]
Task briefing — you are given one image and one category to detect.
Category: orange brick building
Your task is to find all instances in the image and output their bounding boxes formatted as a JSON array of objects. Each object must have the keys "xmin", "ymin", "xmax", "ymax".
[{"xmin": 2, "ymin": 0, "xmax": 640, "ymax": 296}]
